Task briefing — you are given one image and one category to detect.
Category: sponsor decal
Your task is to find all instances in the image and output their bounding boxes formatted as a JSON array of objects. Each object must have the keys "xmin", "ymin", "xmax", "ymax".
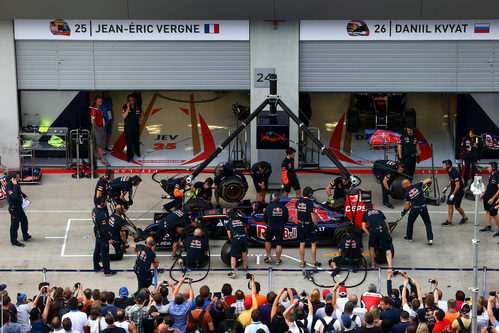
[{"xmin": 256, "ymin": 225, "xmax": 298, "ymax": 240}]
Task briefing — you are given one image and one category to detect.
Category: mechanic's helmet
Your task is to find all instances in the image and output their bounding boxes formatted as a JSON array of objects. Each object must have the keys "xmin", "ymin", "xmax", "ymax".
[
  {"xmin": 160, "ymin": 179, "xmax": 168, "ymax": 192},
  {"xmin": 442, "ymin": 159, "xmax": 452, "ymax": 169},
  {"xmin": 132, "ymin": 176, "xmax": 142, "ymax": 185},
  {"xmin": 303, "ymin": 186, "xmax": 313, "ymax": 198},
  {"xmin": 226, "ymin": 208, "xmax": 237, "ymax": 218}
]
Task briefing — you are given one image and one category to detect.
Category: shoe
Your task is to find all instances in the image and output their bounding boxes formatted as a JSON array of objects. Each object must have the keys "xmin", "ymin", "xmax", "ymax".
[
  {"xmin": 404, "ymin": 237, "xmax": 413, "ymax": 243},
  {"xmin": 427, "ymin": 240, "xmax": 433, "ymax": 245},
  {"xmin": 228, "ymin": 272, "xmax": 236, "ymax": 279},
  {"xmin": 331, "ymin": 268, "xmax": 340, "ymax": 277},
  {"xmin": 480, "ymin": 226, "xmax": 493, "ymax": 232},
  {"xmin": 313, "ymin": 262, "xmax": 322, "ymax": 267},
  {"xmin": 104, "ymin": 271, "xmax": 117, "ymax": 276},
  {"xmin": 383, "ymin": 202, "xmax": 394, "ymax": 209},
  {"xmin": 370, "ymin": 264, "xmax": 377, "ymax": 269},
  {"xmin": 94, "ymin": 266, "xmax": 103, "ymax": 272},
  {"xmin": 243, "ymin": 266, "xmax": 249, "ymax": 271},
  {"xmin": 106, "ymin": 147, "xmax": 112, "ymax": 152},
  {"xmin": 493, "ymin": 231, "xmax": 499, "ymax": 238},
  {"xmin": 300, "ymin": 262, "xmax": 307, "ymax": 268},
  {"xmin": 264, "ymin": 256, "xmax": 273, "ymax": 264},
  {"xmin": 172, "ymin": 253, "xmax": 180, "ymax": 259},
  {"xmin": 275, "ymin": 259, "xmax": 282, "ymax": 266},
  {"xmin": 441, "ymin": 221, "xmax": 452, "ymax": 227},
  {"xmin": 12, "ymin": 241, "xmax": 25, "ymax": 247},
  {"xmin": 23, "ymin": 234, "xmax": 32, "ymax": 241},
  {"xmin": 127, "ymin": 158, "xmax": 132, "ymax": 163},
  {"xmin": 459, "ymin": 217, "xmax": 469, "ymax": 225}
]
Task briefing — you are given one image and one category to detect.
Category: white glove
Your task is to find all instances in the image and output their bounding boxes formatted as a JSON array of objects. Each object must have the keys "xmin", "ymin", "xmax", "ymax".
[
  {"xmin": 448, "ymin": 194, "xmax": 454, "ymax": 202},
  {"xmin": 443, "ymin": 187, "xmax": 448, "ymax": 194}
]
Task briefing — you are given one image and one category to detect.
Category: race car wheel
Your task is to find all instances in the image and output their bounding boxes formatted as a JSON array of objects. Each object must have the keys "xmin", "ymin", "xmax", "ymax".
[
  {"xmin": 218, "ymin": 176, "xmax": 248, "ymax": 203},
  {"xmin": 389, "ymin": 173, "xmax": 406, "ymax": 200},
  {"xmin": 403, "ymin": 108, "xmax": 416, "ymax": 129},
  {"xmin": 374, "ymin": 244, "xmax": 395, "ymax": 264},
  {"xmin": 334, "ymin": 222, "xmax": 362, "ymax": 245},
  {"xmin": 221, "ymin": 240, "xmax": 242, "ymax": 267},
  {"xmin": 346, "ymin": 108, "xmax": 360, "ymax": 133}
]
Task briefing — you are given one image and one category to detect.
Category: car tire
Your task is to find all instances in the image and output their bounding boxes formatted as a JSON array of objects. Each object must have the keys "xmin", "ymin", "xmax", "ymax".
[
  {"xmin": 346, "ymin": 108, "xmax": 360, "ymax": 133},
  {"xmin": 220, "ymin": 240, "xmax": 242, "ymax": 267},
  {"xmin": 374, "ymin": 244, "xmax": 395, "ymax": 264},
  {"xmin": 389, "ymin": 173, "xmax": 406, "ymax": 200},
  {"xmin": 334, "ymin": 222, "xmax": 362, "ymax": 245},
  {"xmin": 403, "ymin": 108, "xmax": 416, "ymax": 129},
  {"xmin": 218, "ymin": 176, "xmax": 248, "ymax": 203}
]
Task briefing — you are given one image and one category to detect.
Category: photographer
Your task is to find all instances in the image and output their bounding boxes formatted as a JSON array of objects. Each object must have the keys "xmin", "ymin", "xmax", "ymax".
[
  {"xmin": 168, "ymin": 277, "xmax": 194, "ymax": 333},
  {"xmin": 236, "ymin": 275, "xmax": 257, "ymax": 328},
  {"xmin": 401, "ymin": 276, "xmax": 423, "ymax": 321},
  {"xmin": 488, "ymin": 294, "xmax": 499, "ymax": 329},
  {"xmin": 416, "ymin": 294, "xmax": 438, "ymax": 332}
]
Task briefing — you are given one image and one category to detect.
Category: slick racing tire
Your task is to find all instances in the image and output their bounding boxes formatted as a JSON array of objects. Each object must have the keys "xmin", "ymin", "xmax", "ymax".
[
  {"xmin": 389, "ymin": 173, "xmax": 406, "ymax": 200},
  {"xmin": 346, "ymin": 108, "xmax": 360, "ymax": 133},
  {"xmin": 403, "ymin": 108, "xmax": 416, "ymax": 129},
  {"xmin": 218, "ymin": 176, "xmax": 248, "ymax": 203},
  {"xmin": 221, "ymin": 240, "xmax": 242, "ymax": 267},
  {"xmin": 374, "ymin": 243, "xmax": 395, "ymax": 264},
  {"xmin": 334, "ymin": 222, "xmax": 362, "ymax": 245}
]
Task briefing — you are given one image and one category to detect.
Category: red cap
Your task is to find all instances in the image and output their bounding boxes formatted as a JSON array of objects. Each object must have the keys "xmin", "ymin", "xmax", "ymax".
[
  {"xmin": 244, "ymin": 295, "xmax": 253, "ymax": 308},
  {"xmin": 339, "ymin": 287, "xmax": 348, "ymax": 297},
  {"xmin": 322, "ymin": 289, "xmax": 331, "ymax": 299}
]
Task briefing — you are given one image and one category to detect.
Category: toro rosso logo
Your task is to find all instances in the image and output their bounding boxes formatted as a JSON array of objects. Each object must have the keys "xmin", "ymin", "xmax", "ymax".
[
  {"xmin": 260, "ymin": 134, "xmax": 286, "ymax": 142},
  {"xmin": 256, "ymin": 225, "xmax": 297, "ymax": 240},
  {"xmin": 346, "ymin": 20, "xmax": 370, "ymax": 36}
]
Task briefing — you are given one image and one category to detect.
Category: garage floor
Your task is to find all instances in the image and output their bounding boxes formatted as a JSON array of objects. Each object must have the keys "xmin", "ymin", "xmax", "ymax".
[{"xmin": 1, "ymin": 172, "xmax": 497, "ymax": 298}]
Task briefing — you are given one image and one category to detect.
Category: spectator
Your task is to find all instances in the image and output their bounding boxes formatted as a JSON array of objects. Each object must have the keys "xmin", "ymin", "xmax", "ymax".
[
  {"xmin": 313, "ymin": 303, "xmax": 335, "ymax": 333},
  {"xmin": 416, "ymin": 323, "xmax": 429, "ymax": 333},
  {"xmin": 209, "ymin": 300, "xmax": 226, "ymax": 329},
  {"xmin": 218, "ymin": 307, "xmax": 243, "ymax": 333},
  {"xmin": 379, "ymin": 296, "xmax": 401, "ymax": 328},
  {"xmin": 3, "ymin": 295, "xmax": 18, "ymax": 323},
  {"xmin": 168, "ymin": 277, "xmax": 194, "ymax": 333},
  {"xmin": 368, "ymin": 306, "xmax": 382, "ymax": 327},
  {"xmin": 416, "ymin": 294, "xmax": 437, "ymax": 332},
  {"xmin": 477, "ymin": 296, "xmax": 489, "ymax": 333},
  {"xmin": 358, "ymin": 312, "xmax": 384, "ymax": 333},
  {"xmin": 361, "ymin": 284, "xmax": 383, "ymax": 310},
  {"xmin": 391, "ymin": 311, "xmax": 415, "ymax": 333},
  {"xmin": 254, "ymin": 282, "xmax": 267, "ymax": 308},
  {"xmin": 257, "ymin": 292, "xmax": 276, "ymax": 327},
  {"xmin": 15, "ymin": 293, "xmax": 31, "ymax": 332},
  {"xmin": 445, "ymin": 299, "xmax": 459, "ymax": 324},
  {"xmin": 186, "ymin": 296, "xmax": 215, "ymax": 333},
  {"xmin": 271, "ymin": 288, "xmax": 291, "ymax": 333},
  {"xmin": 455, "ymin": 291, "xmax": 466, "ymax": 312},
  {"xmin": 315, "ymin": 293, "xmax": 333, "ymax": 320},
  {"xmin": 152, "ymin": 293, "xmax": 169, "ymax": 315},
  {"xmin": 284, "ymin": 311, "xmax": 300, "ymax": 333},
  {"xmin": 159, "ymin": 314, "xmax": 181, "ymax": 333},
  {"xmin": 88, "ymin": 303, "xmax": 107, "ymax": 333},
  {"xmin": 30, "ymin": 288, "xmax": 52, "ymax": 333},
  {"xmin": 222, "ymin": 284, "xmax": 236, "ymax": 306},
  {"xmin": 52, "ymin": 316, "xmax": 62, "ymax": 332},
  {"xmin": 342, "ymin": 314, "xmax": 355, "ymax": 333},
  {"xmin": 295, "ymin": 296, "xmax": 313, "ymax": 333},
  {"xmin": 62, "ymin": 297, "xmax": 89, "ymax": 333},
  {"xmin": 433, "ymin": 281, "xmax": 448, "ymax": 312},
  {"xmin": 244, "ymin": 309, "xmax": 269, "ymax": 333},
  {"xmin": 125, "ymin": 293, "xmax": 149, "ymax": 333},
  {"xmin": 231, "ymin": 290, "xmax": 246, "ymax": 317},
  {"xmin": 62, "ymin": 317, "xmax": 78, "ymax": 333},
  {"xmin": 115, "ymin": 309, "xmax": 138, "ymax": 333},
  {"xmin": 142, "ymin": 306, "xmax": 161, "ymax": 333},
  {"xmin": 2, "ymin": 309, "xmax": 23, "ymax": 333},
  {"xmin": 237, "ymin": 276, "xmax": 258, "ymax": 328},
  {"xmin": 190, "ymin": 286, "xmax": 212, "ymax": 310},
  {"xmin": 102, "ymin": 313, "xmax": 126, "ymax": 333},
  {"xmin": 101, "ymin": 291, "xmax": 109, "ymax": 308},
  {"xmin": 487, "ymin": 296, "xmax": 499, "ymax": 329},
  {"xmin": 387, "ymin": 271, "xmax": 402, "ymax": 309},
  {"xmin": 402, "ymin": 278, "xmax": 423, "ymax": 322},
  {"xmin": 81, "ymin": 287, "xmax": 94, "ymax": 313},
  {"xmin": 332, "ymin": 283, "xmax": 362, "ymax": 329},
  {"xmin": 349, "ymin": 294, "xmax": 367, "ymax": 323},
  {"xmin": 310, "ymin": 288, "xmax": 326, "ymax": 314},
  {"xmin": 433, "ymin": 309, "xmax": 452, "ymax": 333},
  {"xmin": 452, "ymin": 304, "xmax": 471, "ymax": 333},
  {"xmin": 115, "ymin": 288, "xmax": 135, "ymax": 310},
  {"xmin": 336, "ymin": 286, "xmax": 348, "ymax": 313},
  {"xmin": 102, "ymin": 292, "xmax": 119, "ymax": 319},
  {"xmin": 157, "ymin": 283, "xmax": 170, "ymax": 306}
]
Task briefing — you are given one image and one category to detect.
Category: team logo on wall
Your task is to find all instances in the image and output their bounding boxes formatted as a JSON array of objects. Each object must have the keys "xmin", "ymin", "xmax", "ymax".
[
  {"xmin": 346, "ymin": 20, "xmax": 370, "ymax": 36},
  {"xmin": 49, "ymin": 19, "xmax": 71, "ymax": 36}
]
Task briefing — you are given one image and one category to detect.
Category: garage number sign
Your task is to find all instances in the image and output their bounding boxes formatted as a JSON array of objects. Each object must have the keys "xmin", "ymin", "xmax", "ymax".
[
  {"xmin": 301, "ymin": 20, "xmax": 499, "ymax": 41},
  {"xmin": 14, "ymin": 20, "xmax": 249, "ymax": 41},
  {"xmin": 253, "ymin": 68, "xmax": 275, "ymax": 88}
]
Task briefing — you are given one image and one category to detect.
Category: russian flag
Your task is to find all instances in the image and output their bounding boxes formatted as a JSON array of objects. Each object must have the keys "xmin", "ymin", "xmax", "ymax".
[
  {"xmin": 474, "ymin": 23, "xmax": 490, "ymax": 33},
  {"xmin": 204, "ymin": 24, "xmax": 219, "ymax": 34}
]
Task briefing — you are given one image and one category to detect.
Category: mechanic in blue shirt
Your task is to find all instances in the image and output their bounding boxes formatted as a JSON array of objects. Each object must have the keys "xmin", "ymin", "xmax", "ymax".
[
  {"xmin": 460, "ymin": 128, "xmax": 482, "ymax": 187},
  {"xmin": 94, "ymin": 169, "xmax": 114, "ymax": 207},
  {"xmin": 325, "ymin": 175, "xmax": 352, "ymax": 210},
  {"xmin": 102, "ymin": 91, "xmax": 114, "ymax": 152},
  {"xmin": 441, "ymin": 160, "xmax": 468, "ymax": 226},
  {"xmin": 160, "ymin": 177, "xmax": 187, "ymax": 212},
  {"xmin": 480, "ymin": 162, "xmax": 499, "ymax": 233},
  {"xmin": 92, "ymin": 197, "xmax": 114, "ymax": 276},
  {"xmin": 132, "ymin": 236, "xmax": 159, "ymax": 296},
  {"xmin": 108, "ymin": 175, "xmax": 142, "ymax": 208},
  {"xmin": 295, "ymin": 187, "xmax": 320, "ymax": 267},
  {"xmin": 5, "ymin": 171, "xmax": 31, "ymax": 247},
  {"xmin": 250, "ymin": 161, "xmax": 272, "ymax": 202},
  {"xmin": 107, "ymin": 204, "xmax": 128, "ymax": 261},
  {"xmin": 372, "ymin": 160, "xmax": 405, "ymax": 209},
  {"xmin": 281, "ymin": 147, "xmax": 301, "ymax": 198},
  {"xmin": 398, "ymin": 127, "xmax": 421, "ymax": 179},
  {"xmin": 178, "ymin": 228, "xmax": 209, "ymax": 268},
  {"xmin": 154, "ymin": 210, "xmax": 194, "ymax": 258},
  {"xmin": 263, "ymin": 192, "xmax": 289, "ymax": 266},
  {"xmin": 362, "ymin": 204, "xmax": 392, "ymax": 270},
  {"xmin": 226, "ymin": 208, "xmax": 249, "ymax": 279},
  {"xmin": 193, "ymin": 178, "xmax": 214, "ymax": 208},
  {"xmin": 213, "ymin": 162, "xmax": 247, "ymax": 208},
  {"xmin": 329, "ymin": 223, "xmax": 363, "ymax": 277},
  {"xmin": 401, "ymin": 177, "xmax": 434, "ymax": 245}
]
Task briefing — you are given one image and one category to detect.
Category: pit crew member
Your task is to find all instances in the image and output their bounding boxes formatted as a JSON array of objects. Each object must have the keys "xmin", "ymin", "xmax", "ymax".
[
  {"xmin": 401, "ymin": 178, "xmax": 434, "ymax": 245},
  {"xmin": 226, "ymin": 208, "xmax": 249, "ymax": 279},
  {"xmin": 5, "ymin": 171, "xmax": 31, "ymax": 247},
  {"xmin": 263, "ymin": 192, "xmax": 289, "ymax": 266},
  {"xmin": 108, "ymin": 175, "xmax": 142, "ymax": 209},
  {"xmin": 94, "ymin": 169, "xmax": 114, "ymax": 207},
  {"xmin": 325, "ymin": 175, "xmax": 352, "ymax": 210},
  {"xmin": 329, "ymin": 223, "xmax": 363, "ymax": 277},
  {"xmin": 213, "ymin": 162, "xmax": 247, "ymax": 208},
  {"xmin": 122, "ymin": 94, "xmax": 143, "ymax": 163},
  {"xmin": 250, "ymin": 161, "xmax": 272, "ymax": 202},
  {"xmin": 92, "ymin": 197, "xmax": 114, "ymax": 276},
  {"xmin": 193, "ymin": 178, "xmax": 214, "ymax": 208},
  {"xmin": 282, "ymin": 147, "xmax": 301, "ymax": 198},
  {"xmin": 296, "ymin": 187, "xmax": 320, "ymax": 267},
  {"xmin": 108, "ymin": 204, "xmax": 128, "ymax": 261},
  {"xmin": 398, "ymin": 127, "xmax": 421, "ymax": 179},
  {"xmin": 481, "ymin": 162, "xmax": 499, "ymax": 234},
  {"xmin": 460, "ymin": 129, "xmax": 482, "ymax": 187},
  {"xmin": 160, "ymin": 177, "xmax": 187, "ymax": 212},
  {"xmin": 178, "ymin": 228, "xmax": 209, "ymax": 269},
  {"xmin": 132, "ymin": 236, "xmax": 158, "ymax": 296},
  {"xmin": 372, "ymin": 160, "xmax": 405, "ymax": 209},
  {"xmin": 441, "ymin": 160, "xmax": 468, "ymax": 226},
  {"xmin": 154, "ymin": 210, "xmax": 194, "ymax": 258},
  {"xmin": 362, "ymin": 204, "xmax": 392, "ymax": 270}
]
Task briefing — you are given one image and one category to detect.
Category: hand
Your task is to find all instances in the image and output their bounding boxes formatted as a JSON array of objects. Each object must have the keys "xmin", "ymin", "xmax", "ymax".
[
  {"xmin": 404, "ymin": 278, "xmax": 409, "ymax": 286},
  {"xmin": 180, "ymin": 277, "xmax": 186, "ymax": 283},
  {"xmin": 401, "ymin": 209, "xmax": 407, "ymax": 217},
  {"xmin": 417, "ymin": 155, "xmax": 421, "ymax": 163},
  {"xmin": 129, "ymin": 199, "xmax": 134, "ymax": 206},
  {"xmin": 477, "ymin": 160, "xmax": 481, "ymax": 165},
  {"xmin": 434, "ymin": 279, "xmax": 438, "ymax": 287},
  {"xmin": 488, "ymin": 198, "xmax": 494, "ymax": 205},
  {"xmin": 168, "ymin": 281, "xmax": 175, "ymax": 288},
  {"xmin": 334, "ymin": 281, "xmax": 341, "ymax": 290},
  {"xmin": 11, "ymin": 178, "xmax": 17, "ymax": 185},
  {"xmin": 279, "ymin": 287, "xmax": 286, "ymax": 294},
  {"xmin": 388, "ymin": 271, "xmax": 393, "ymax": 279},
  {"xmin": 480, "ymin": 193, "xmax": 484, "ymax": 200},
  {"xmin": 328, "ymin": 195, "xmax": 335, "ymax": 204},
  {"xmin": 448, "ymin": 194, "xmax": 454, "ymax": 202},
  {"xmin": 293, "ymin": 298, "xmax": 299, "ymax": 306}
]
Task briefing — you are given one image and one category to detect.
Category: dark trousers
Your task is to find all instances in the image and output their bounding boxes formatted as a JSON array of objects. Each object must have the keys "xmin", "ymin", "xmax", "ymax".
[
  {"xmin": 134, "ymin": 272, "xmax": 153, "ymax": 296},
  {"xmin": 93, "ymin": 236, "xmax": 111, "ymax": 273},
  {"xmin": 402, "ymin": 154, "xmax": 417, "ymax": 179},
  {"xmin": 406, "ymin": 206, "xmax": 433, "ymax": 240},
  {"xmin": 124, "ymin": 125, "xmax": 140, "ymax": 161},
  {"xmin": 163, "ymin": 197, "xmax": 182, "ymax": 212},
  {"xmin": 109, "ymin": 242, "xmax": 124, "ymax": 261},
  {"xmin": 9, "ymin": 208, "xmax": 29, "ymax": 244},
  {"xmin": 463, "ymin": 155, "xmax": 477, "ymax": 183},
  {"xmin": 375, "ymin": 174, "xmax": 390, "ymax": 204}
]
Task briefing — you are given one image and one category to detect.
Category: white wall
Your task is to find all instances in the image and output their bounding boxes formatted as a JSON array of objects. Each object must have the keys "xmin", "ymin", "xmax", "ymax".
[
  {"xmin": 250, "ymin": 20, "xmax": 299, "ymax": 184},
  {"xmin": 0, "ymin": 20, "xmax": 20, "ymax": 169}
]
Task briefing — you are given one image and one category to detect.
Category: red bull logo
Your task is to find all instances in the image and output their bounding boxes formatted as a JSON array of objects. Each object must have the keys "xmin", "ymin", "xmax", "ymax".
[{"xmin": 256, "ymin": 225, "xmax": 297, "ymax": 240}]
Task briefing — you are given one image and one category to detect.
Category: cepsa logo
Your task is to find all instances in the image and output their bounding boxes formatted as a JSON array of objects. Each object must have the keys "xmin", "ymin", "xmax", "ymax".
[
  {"xmin": 256, "ymin": 225, "xmax": 297, "ymax": 240},
  {"xmin": 50, "ymin": 19, "xmax": 71, "ymax": 36},
  {"xmin": 346, "ymin": 20, "xmax": 370, "ymax": 37}
]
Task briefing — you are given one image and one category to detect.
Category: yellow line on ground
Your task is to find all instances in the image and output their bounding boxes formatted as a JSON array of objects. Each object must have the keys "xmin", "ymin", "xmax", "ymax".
[{"xmin": 322, "ymin": 253, "xmax": 371, "ymax": 257}]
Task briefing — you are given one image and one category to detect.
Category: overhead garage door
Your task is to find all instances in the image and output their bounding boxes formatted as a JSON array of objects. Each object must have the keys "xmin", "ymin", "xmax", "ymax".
[
  {"xmin": 300, "ymin": 41, "xmax": 499, "ymax": 92},
  {"xmin": 16, "ymin": 41, "xmax": 250, "ymax": 90}
]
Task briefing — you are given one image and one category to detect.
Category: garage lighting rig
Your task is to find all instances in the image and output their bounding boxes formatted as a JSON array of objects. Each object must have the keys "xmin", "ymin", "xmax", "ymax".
[{"xmin": 186, "ymin": 74, "xmax": 359, "ymax": 186}]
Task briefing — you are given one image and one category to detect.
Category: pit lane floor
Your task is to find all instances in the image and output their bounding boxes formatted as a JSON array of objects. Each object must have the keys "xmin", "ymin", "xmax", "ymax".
[{"xmin": 0, "ymin": 172, "xmax": 497, "ymax": 298}]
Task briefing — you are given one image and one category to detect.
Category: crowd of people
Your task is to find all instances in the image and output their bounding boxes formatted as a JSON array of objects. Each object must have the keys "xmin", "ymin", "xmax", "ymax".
[{"xmin": 2, "ymin": 272, "xmax": 499, "ymax": 333}]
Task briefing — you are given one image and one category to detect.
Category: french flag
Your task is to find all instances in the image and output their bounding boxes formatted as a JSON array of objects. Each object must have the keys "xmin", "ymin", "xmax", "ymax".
[
  {"xmin": 474, "ymin": 23, "xmax": 490, "ymax": 33},
  {"xmin": 204, "ymin": 24, "xmax": 219, "ymax": 34}
]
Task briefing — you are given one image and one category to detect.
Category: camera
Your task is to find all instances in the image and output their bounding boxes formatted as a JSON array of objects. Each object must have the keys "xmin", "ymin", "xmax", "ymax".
[
  {"xmin": 42, "ymin": 287, "xmax": 48, "ymax": 293},
  {"xmin": 339, "ymin": 282, "xmax": 345, "ymax": 286},
  {"xmin": 300, "ymin": 290, "xmax": 307, "ymax": 297},
  {"xmin": 163, "ymin": 281, "xmax": 169, "ymax": 285},
  {"xmin": 393, "ymin": 270, "xmax": 400, "ymax": 276},
  {"xmin": 489, "ymin": 291, "xmax": 496, "ymax": 297},
  {"xmin": 214, "ymin": 292, "xmax": 222, "ymax": 299},
  {"xmin": 74, "ymin": 282, "xmax": 80, "ymax": 289},
  {"xmin": 428, "ymin": 279, "xmax": 436, "ymax": 284},
  {"xmin": 246, "ymin": 273, "xmax": 253, "ymax": 279}
]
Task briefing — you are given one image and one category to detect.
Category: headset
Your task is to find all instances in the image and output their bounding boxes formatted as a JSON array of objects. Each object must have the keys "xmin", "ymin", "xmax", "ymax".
[
  {"xmin": 104, "ymin": 169, "xmax": 115, "ymax": 180},
  {"xmin": 132, "ymin": 176, "xmax": 142, "ymax": 185},
  {"xmin": 442, "ymin": 160, "xmax": 452, "ymax": 170},
  {"xmin": 490, "ymin": 161, "xmax": 498, "ymax": 172}
]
